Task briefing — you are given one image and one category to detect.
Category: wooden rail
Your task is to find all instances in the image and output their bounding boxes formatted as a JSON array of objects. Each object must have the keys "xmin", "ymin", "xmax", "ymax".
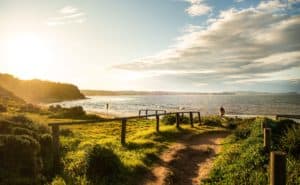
[
  {"xmin": 138, "ymin": 109, "xmax": 167, "ymax": 118},
  {"xmin": 275, "ymin": 114, "xmax": 300, "ymax": 120},
  {"xmin": 48, "ymin": 110, "xmax": 201, "ymax": 170}
]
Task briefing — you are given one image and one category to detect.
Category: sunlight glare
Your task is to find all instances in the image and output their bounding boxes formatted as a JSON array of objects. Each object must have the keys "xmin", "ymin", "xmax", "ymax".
[{"xmin": 5, "ymin": 33, "xmax": 53, "ymax": 79}]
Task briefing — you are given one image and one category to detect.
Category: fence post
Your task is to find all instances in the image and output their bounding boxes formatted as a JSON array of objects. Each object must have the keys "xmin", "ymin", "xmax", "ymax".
[
  {"xmin": 51, "ymin": 125, "xmax": 60, "ymax": 172},
  {"xmin": 155, "ymin": 110, "xmax": 158, "ymax": 116},
  {"xmin": 156, "ymin": 115, "xmax": 160, "ymax": 132},
  {"xmin": 197, "ymin": 112, "xmax": 201, "ymax": 125},
  {"xmin": 176, "ymin": 113, "xmax": 180, "ymax": 128},
  {"xmin": 121, "ymin": 119, "xmax": 127, "ymax": 145},
  {"xmin": 139, "ymin": 110, "xmax": 141, "ymax": 117},
  {"xmin": 270, "ymin": 151, "xmax": 286, "ymax": 185},
  {"xmin": 264, "ymin": 128, "xmax": 272, "ymax": 152},
  {"xmin": 189, "ymin": 112, "xmax": 194, "ymax": 127},
  {"xmin": 145, "ymin": 110, "xmax": 148, "ymax": 119}
]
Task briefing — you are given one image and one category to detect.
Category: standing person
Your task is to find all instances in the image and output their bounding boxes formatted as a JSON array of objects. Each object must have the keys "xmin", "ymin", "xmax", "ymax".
[
  {"xmin": 220, "ymin": 106, "xmax": 225, "ymax": 117},
  {"xmin": 106, "ymin": 103, "xmax": 109, "ymax": 115}
]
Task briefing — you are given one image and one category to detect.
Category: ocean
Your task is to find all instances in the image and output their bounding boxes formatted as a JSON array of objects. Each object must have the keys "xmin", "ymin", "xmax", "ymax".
[{"xmin": 52, "ymin": 94, "xmax": 300, "ymax": 117}]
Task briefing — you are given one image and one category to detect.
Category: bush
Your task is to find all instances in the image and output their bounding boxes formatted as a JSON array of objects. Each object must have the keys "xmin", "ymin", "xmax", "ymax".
[
  {"xmin": 162, "ymin": 114, "xmax": 190, "ymax": 125},
  {"xmin": 51, "ymin": 176, "xmax": 66, "ymax": 185},
  {"xmin": 0, "ymin": 135, "xmax": 42, "ymax": 184},
  {"xmin": 202, "ymin": 116, "xmax": 222, "ymax": 127},
  {"xmin": 19, "ymin": 103, "xmax": 41, "ymax": 113},
  {"xmin": 280, "ymin": 125, "xmax": 300, "ymax": 159},
  {"xmin": 60, "ymin": 128, "xmax": 74, "ymax": 137},
  {"xmin": 0, "ymin": 115, "xmax": 54, "ymax": 184},
  {"xmin": 40, "ymin": 134, "xmax": 54, "ymax": 179},
  {"xmin": 233, "ymin": 127, "xmax": 251, "ymax": 140},
  {"xmin": 162, "ymin": 115, "xmax": 176, "ymax": 125},
  {"xmin": 85, "ymin": 145, "xmax": 122, "ymax": 184}
]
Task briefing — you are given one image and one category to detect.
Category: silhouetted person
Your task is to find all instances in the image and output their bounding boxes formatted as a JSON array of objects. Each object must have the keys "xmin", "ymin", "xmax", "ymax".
[
  {"xmin": 220, "ymin": 106, "xmax": 225, "ymax": 117},
  {"xmin": 106, "ymin": 103, "xmax": 109, "ymax": 115}
]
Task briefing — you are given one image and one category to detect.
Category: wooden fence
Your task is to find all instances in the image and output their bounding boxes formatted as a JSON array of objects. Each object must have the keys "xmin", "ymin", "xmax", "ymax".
[{"xmin": 48, "ymin": 111, "xmax": 201, "ymax": 170}]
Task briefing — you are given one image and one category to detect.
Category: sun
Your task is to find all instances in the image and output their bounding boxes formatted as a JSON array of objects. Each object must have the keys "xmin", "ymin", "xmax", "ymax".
[{"xmin": 4, "ymin": 33, "xmax": 53, "ymax": 79}]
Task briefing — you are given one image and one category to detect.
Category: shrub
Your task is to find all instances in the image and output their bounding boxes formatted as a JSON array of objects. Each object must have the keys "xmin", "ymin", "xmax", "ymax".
[
  {"xmin": 40, "ymin": 134, "xmax": 54, "ymax": 178},
  {"xmin": 280, "ymin": 125, "xmax": 300, "ymax": 159},
  {"xmin": 19, "ymin": 103, "xmax": 41, "ymax": 113},
  {"xmin": 162, "ymin": 114, "xmax": 190, "ymax": 125},
  {"xmin": 162, "ymin": 115, "xmax": 176, "ymax": 125},
  {"xmin": 0, "ymin": 115, "xmax": 54, "ymax": 184},
  {"xmin": 0, "ymin": 135, "xmax": 42, "ymax": 184},
  {"xmin": 85, "ymin": 145, "xmax": 122, "ymax": 184},
  {"xmin": 202, "ymin": 116, "xmax": 222, "ymax": 127},
  {"xmin": 60, "ymin": 128, "xmax": 74, "ymax": 137},
  {"xmin": 233, "ymin": 127, "xmax": 251, "ymax": 140},
  {"xmin": 51, "ymin": 176, "xmax": 66, "ymax": 185}
]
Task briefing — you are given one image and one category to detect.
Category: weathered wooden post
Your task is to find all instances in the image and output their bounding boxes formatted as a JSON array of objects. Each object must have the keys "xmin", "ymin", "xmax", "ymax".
[
  {"xmin": 156, "ymin": 115, "xmax": 160, "ymax": 132},
  {"xmin": 155, "ymin": 110, "xmax": 158, "ymax": 116},
  {"xmin": 139, "ymin": 110, "xmax": 141, "ymax": 117},
  {"xmin": 176, "ymin": 113, "xmax": 180, "ymax": 128},
  {"xmin": 121, "ymin": 119, "xmax": 127, "ymax": 145},
  {"xmin": 270, "ymin": 151, "xmax": 286, "ymax": 185},
  {"xmin": 264, "ymin": 128, "xmax": 272, "ymax": 152},
  {"xmin": 197, "ymin": 112, "xmax": 201, "ymax": 125},
  {"xmin": 51, "ymin": 124, "xmax": 60, "ymax": 172},
  {"xmin": 261, "ymin": 120, "xmax": 269, "ymax": 132},
  {"xmin": 145, "ymin": 110, "xmax": 148, "ymax": 119},
  {"xmin": 189, "ymin": 112, "xmax": 194, "ymax": 127}
]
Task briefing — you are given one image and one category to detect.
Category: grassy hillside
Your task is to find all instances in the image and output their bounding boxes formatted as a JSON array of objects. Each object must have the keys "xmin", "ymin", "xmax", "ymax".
[
  {"xmin": 203, "ymin": 118, "xmax": 300, "ymax": 185},
  {"xmin": 1, "ymin": 95, "xmax": 299, "ymax": 185},
  {"xmin": 0, "ymin": 85, "xmax": 26, "ymax": 111},
  {"xmin": 0, "ymin": 73, "xmax": 85, "ymax": 103},
  {"xmin": 0, "ymin": 101, "xmax": 225, "ymax": 185}
]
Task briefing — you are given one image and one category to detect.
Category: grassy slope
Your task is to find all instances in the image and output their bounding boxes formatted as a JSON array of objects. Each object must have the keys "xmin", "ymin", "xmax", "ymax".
[
  {"xmin": 57, "ymin": 119, "xmax": 224, "ymax": 185},
  {"xmin": 203, "ymin": 118, "xmax": 300, "ymax": 185},
  {"xmin": 1, "ymin": 103, "xmax": 225, "ymax": 185}
]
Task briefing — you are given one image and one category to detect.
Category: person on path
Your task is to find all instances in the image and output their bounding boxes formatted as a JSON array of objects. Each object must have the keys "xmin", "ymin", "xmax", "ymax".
[{"xmin": 220, "ymin": 106, "xmax": 225, "ymax": 117}]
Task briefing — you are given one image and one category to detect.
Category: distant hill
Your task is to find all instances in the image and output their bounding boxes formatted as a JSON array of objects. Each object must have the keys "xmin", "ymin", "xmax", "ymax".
[
  {"xmin": 81, "ymin": 90, "xmax": 236, "ymax": 96},
  {"xmin": 0, "ymin": 73, "xmax": 85, "ymax": 103},
  {"xmin": 0, "ymin": 85, "xmax": 25, "ymax": 107}
]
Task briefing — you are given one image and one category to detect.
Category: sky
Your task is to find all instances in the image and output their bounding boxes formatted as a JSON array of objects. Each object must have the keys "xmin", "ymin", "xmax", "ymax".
[{"xmin": 0, "ymin": 0, "xmax": 300, "ymax": 92}]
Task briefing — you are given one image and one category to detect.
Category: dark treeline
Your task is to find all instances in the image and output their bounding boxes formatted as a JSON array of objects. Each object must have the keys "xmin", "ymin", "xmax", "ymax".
[{"xmin": 0, "ymin": 73, "xmax": 85, "ymax": 103}]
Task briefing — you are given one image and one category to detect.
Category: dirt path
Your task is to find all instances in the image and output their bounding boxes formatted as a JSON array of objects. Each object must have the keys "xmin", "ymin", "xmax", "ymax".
[{"xmin": 143, "ymin": 130, "xmax": 229, "ymax": 185}]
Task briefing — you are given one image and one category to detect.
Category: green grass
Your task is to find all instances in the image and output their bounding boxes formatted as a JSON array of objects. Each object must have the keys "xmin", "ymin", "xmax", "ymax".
[
  {"xmin": 57, "ymin": 118, "xmax": 223, "ymax": 185},
  {"xmin": 203, "ymin": 118, "xmax": 300, "ymax": 185}
]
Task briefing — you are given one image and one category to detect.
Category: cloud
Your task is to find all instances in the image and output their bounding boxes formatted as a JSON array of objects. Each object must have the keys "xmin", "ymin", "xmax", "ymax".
[
  {"xmin": 257, "ymin": 0, "xmax": 286, "ymax": 11},
  {"xmin": 115, "ymin": 5, "xmax": 300, "ymax": 90},
  {"xmin": 185, "ymin": 0, "xmax": 212, "ymax": 16},
  {"xmin": 46, "ymin": 6, "xmax": 86, "ymax": 26},
  {"xmin": 60, "ymin": 6, "xmax": 78, "ymax": 14}
]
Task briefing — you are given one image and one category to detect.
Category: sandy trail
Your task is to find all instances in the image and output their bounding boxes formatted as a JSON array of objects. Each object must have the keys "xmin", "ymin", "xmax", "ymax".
[{"xmin": 143, "ymin": 130, "xmax": 229, "ymax": 185}]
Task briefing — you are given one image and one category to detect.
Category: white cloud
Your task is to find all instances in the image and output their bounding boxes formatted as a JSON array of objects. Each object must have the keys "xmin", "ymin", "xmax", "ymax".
[
  {"xmin": 47, "ymin": 6, "xmax": 86, "ymax": 26},
  {"xmin": 185, "ymin": 0, "xmax": 212, "ymax": 16},
  {"xmin": 60, "ymin": 6, "xmax": 78, "ymax": 14},
  {"xmin": 257, "ymin": 0, "xmax": 286, "ymax": 10},
  {"xmin": 115, "ymin": 5, "xmax": 300, "ymax": 87}
]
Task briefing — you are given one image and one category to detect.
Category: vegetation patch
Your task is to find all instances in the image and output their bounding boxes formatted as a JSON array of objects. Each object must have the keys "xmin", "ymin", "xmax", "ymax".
[{"xmin": 203, "ymin": 118, "xmax": 300, "ymax": 185}]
